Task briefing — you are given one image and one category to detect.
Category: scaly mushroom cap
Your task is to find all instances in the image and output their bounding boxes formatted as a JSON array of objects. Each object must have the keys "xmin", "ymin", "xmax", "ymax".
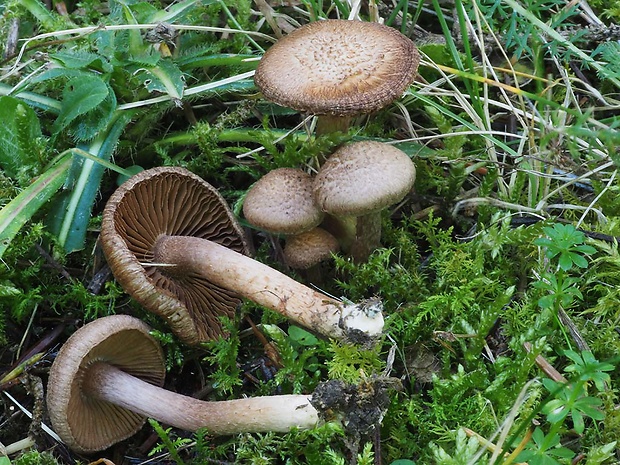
[
  {"xmin": 314, "ymin": 141, "xmax": 416, "ymax": 217},
  {"xmin": 47, "ymin": 315, "xmax": 165, "ymax": 453},
  {"xmin": 283, "ymin": 227, "xmax": 340, "ymax": 269},
  {"xmin": 243, "ymin": 168, "xmax": 323, "ymax": 235},
  {"xmin": 254, "ymin": 19, "xmax": 419, "ymax": 116},
  {"xmin": 100, "ymin": 167, "xmax": 250, "ymax": 344}
]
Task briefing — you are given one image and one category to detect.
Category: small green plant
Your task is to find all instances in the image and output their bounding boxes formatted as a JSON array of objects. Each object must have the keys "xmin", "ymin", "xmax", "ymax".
[
  {"xmin": 148, "ymin": 418, "xmax": 193, "ymax": 465},
  {"xmin": 532, "ymin": 223, "xmax": 597, "ymax": 336},
  {"xmin": 512, "ymin": 350, "xmax": 613, "ymax": 465},
  {"xmin": 430, "ymin": 428, "xmax": 486, "ymax": 464},
  {"xmin": 533, "ymin": 224, "xmax": 596, "ymax": 271}
]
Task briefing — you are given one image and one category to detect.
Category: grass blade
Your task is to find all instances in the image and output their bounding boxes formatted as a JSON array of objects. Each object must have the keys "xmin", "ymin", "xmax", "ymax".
[{"xmin": 0, "ymin": 155, "xmax": 72, "ymax": 259}]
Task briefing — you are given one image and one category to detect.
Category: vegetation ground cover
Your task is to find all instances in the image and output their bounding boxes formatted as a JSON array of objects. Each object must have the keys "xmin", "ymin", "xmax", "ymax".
[{"xmin": 2, "ymin": 0, "xmax": 620, "ymax": 464}]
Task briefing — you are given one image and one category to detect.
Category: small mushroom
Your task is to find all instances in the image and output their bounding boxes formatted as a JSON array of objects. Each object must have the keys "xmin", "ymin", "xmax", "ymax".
[
  {"xmin": 283, "ymin": 227, "xmax": 340, "ymax": 270},
  {"xmin": 243, "ymin": 168, "xmax": 323, "ymax": 235},
  {"xmin": 254, "ymin": 19, "xmax": 420, "ymax": 135},
  {"xmin": 101, "ymin": 167, "xmax": 383, "ymax": 343},
  {"xmin": 314, "ymin": 141, "xmax": 416, "ymax": 262},
  {"xmin": 46, "ymin": 315, "xmax": 320, "ymax": 453},
  {"xmin": 283, "ymin": 227, "xmax": 340, "ymax": 285}
]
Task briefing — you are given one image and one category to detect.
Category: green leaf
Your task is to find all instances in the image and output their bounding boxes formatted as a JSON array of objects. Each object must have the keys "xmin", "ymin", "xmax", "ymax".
[
  {"xmin": 48, "ymin": 113, "xmax": 132, "ymax": 253},
  {"xmin": 288, "ymin": 325, "xmax": 320, "ymax": 346},
  {"xmin": 149, "ymin": 0, "xmax": 215, "ymax": 22},
  {"xmin": 70, "ymin": 85, "xmax": 117, "ymax": 141},
  {"xmin": 51, "ymin": 50, "xmax": 113, "ymax": 73},
  {"xmin": 129, "ymin": 60, "xmax": 185, "ymax": 99},
  {"xmin": 53, "ymin": 76, "xmax": 110, "ymax": 135},
  {"xmin": 0, "ymin": 155, "xmax": 71, "ymax": 259},
  {"xmin": 0, "ymin": 96, "xmax": 44, "ymax": 180}
]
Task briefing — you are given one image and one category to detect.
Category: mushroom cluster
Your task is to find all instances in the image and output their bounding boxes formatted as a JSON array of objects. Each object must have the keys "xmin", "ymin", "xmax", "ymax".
[
  {"xmin": 254, "ymin": 19, "xmax": 420, "ymax": 135},
  {"xmin": 252, "ymin": 19, "xmax": 419, "ymax": 262},
  {"xmin": 243, "ymin": 140, "xmax": 416, "ymax": 264},
  {"xmin": 100, "ymin": 166, "xmax": 383, "ymax": 344},
  {"xmin": 243, "ymin": 167, "xmax": 340, "ymax": 272}
]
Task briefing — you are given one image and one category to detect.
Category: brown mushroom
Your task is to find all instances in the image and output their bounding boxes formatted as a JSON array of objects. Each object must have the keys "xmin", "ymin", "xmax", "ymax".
[
  {"xmin": 100, "ymin": 166, "xmax": 250, "ymax": 345},
  {"xmin": 254, "ymin": 19, "xmax": 420, "ymax": 135},
  {"xmin": 283, "ymin": 227, "xmax": 340, "ymax": 285},
  {"xmin": 46, "ymin": 315, "xmax": 320, "ymax": 453},
  {"xmin": 243, "ymin": 168, "xmax": 323, "ymax": 235},
  {"xmin": 314, "ymin": 141, "xmax": 416, "ymax": 262},
  {"xmin": 283, "ymin": 227, "xmax": 340, "ymax": 270},
  {"xmin": 101, "ymin": 167, "xmax": 383, "ymax": 343}
]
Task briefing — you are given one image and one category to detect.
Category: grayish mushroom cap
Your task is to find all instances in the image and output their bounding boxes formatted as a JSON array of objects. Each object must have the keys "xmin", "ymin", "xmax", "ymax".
[
  {"xmin": 243, "ymin": 168, "xmax": 323, "ymax": 235},
  {"xmin": 46, "ymin": 315, "xmax": 165, "ymax": 453},
  {"xmin": 314, "ymin": 141, "xmax": 416, "ymax": 217},
  {"xmin": 254, "ymin": 19, "xmax": 419, "ymax": 116}
]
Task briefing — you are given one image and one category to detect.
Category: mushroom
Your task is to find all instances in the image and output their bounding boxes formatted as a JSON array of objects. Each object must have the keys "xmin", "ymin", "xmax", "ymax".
[
  {"xmin": 283, "ymin": 227, "xmax": 340, "ymax": 285},
  {"xmin": 314, "ymin": 141, "xmax": 416, "ymax": 262},
  {"xmin": 243, "ymin": 167, "xmax": 323, "ymax": 235},
  {"xmin": 254, "ymin": 19, "xmax": 420, "ymax": 135},
  {"xmin": 101, "ymin": 167, "xmax": 383, "ymax": 343},
  {"xmin": 46, "ymin": 314, "xmax": 320, "ymax": 453},
  {"xmin": 283, "ymin": 227, "xmax": 340, "ymax": 270},
  {"xmin": 243, "ymin": 168, "xmax": 330, "ymax": 272},
  {"xmin": 100, "ymin": 166, "xmax": 251, "ymax": 345}
]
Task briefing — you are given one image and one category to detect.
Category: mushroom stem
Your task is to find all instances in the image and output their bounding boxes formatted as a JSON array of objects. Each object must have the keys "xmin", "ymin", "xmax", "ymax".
[
  {"xmin": 153, "ymin": 235, "xmax": 383, "ymax": 341},
  {"xmin": 83, "ymin": 362, "xmax": 318, "ymax": 434},
  {"xmin": 323, "ymin": 212, "xmax": 381, "ymax": 263},
  {"xmin": 349, "ymin": 212, "xmax": 382, "ymax": 263},
  {"xmin": 315, "ymin": 115, "xmax": 352, "ymax": 136}
]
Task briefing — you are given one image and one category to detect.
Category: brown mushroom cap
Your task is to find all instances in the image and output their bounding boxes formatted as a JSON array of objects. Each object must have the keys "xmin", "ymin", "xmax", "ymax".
[
  {"xmin": 254, "ymin": 19, "xmax": 419, "ymax": 116},
  {"xmin": 283, "ymin": 227, "xmax": 340, "ymax": 269},
  {"xmin": 243, "ymin": 168, "xmax": 323, "ymax": 235},
  {"xmin": 314, "ymin": 141, "xmax": 416, "ymax": 217},
  {"xmin": 46, "ymin": 315, "xmax": 166, "ymax": 453},
  {"xmin": 100, "ymin": 167, "xmax": 250, "ymax": 344}
]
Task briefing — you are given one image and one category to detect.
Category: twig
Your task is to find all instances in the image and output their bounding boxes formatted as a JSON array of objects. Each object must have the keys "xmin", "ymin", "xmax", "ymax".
[{"xmin": 523, "ymin": 342, "xmax": 567, "ymax": 383}]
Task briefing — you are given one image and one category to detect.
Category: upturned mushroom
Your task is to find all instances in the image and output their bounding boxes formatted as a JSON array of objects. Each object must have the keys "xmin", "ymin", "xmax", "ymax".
[
  {"xmin": 314, "ymin": 140, "xmax": 416, "ymax": 262},
  {"xmin": 46, "ymin": 315, "xmax": 321, "ymax": 453},
  {"xmin": 254, "ymin": 19, "xmax": 420, "ymax": 135},
  {"xmin": 100, "ymin": 166, "xmax": 250, "ymax": 345},
  {"xmin": 101, "ymin": 167, "xmax": 383, "ymax": 343}
]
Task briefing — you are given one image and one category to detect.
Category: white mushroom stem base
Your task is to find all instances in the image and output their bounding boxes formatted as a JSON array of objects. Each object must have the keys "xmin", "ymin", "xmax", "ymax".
[
  {"xmin": 152, "ymin": 236, "xmax": 384, "ymax": 342},
  {"xmin": 83, "ymin": 362, "xmax": 319, "ymax": 434}
]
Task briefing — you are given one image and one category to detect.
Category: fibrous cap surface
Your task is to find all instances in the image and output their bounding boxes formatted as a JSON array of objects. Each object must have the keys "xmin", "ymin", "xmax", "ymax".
[
  {"xmin": 254, "ymin": 19, "xmax": 419, "ymax": 116},
  {"xmin": 314, "ymin": 141, "xmax": 416, "ymax": 216}
]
